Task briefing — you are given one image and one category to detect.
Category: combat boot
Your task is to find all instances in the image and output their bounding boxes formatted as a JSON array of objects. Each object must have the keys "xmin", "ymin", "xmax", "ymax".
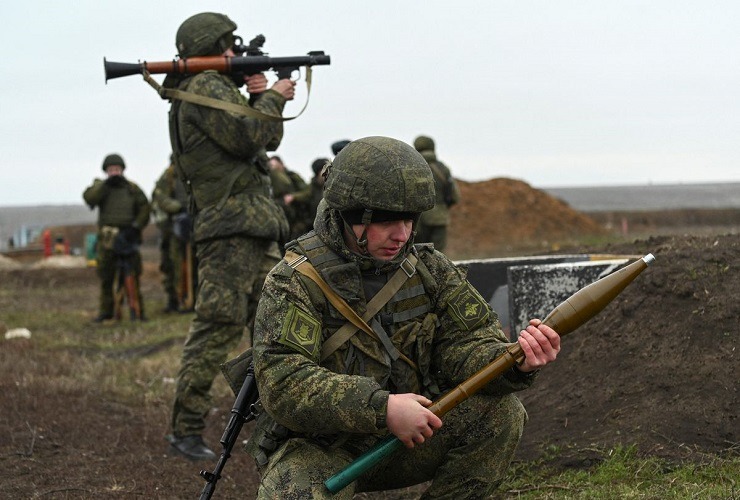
[
  {"xmin": 166, "ymin": 434, "xmax": 216, "ymax": 461},
  {"xmin": 92, "ymin": 313, "xmax": 113, "ymax": 323}
]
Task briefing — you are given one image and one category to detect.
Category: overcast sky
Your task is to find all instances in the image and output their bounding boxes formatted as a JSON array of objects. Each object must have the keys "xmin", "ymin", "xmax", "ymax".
[{"xmin": 1, "ymin": 1, "xmax": 739, "ymax": 206}]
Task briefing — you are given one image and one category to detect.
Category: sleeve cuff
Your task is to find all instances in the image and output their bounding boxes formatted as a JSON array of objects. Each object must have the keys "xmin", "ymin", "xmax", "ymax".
[{"xmin": 369, "ymin": 389, "xmax": 390, "ymax": 430}]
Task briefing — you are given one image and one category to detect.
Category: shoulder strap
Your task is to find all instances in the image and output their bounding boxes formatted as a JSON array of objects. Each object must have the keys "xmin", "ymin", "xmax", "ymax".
[
  {"xmin": 142, "ymin": 69, "xmax": 314, "ymax": 122},
  {"xmin": 284, "ymin": 250, "xmax": 418, "ymax": 367}
]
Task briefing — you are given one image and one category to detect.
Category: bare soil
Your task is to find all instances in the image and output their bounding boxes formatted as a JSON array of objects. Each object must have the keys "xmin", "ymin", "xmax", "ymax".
[{"xmin": 1, "ymin": 179, "xmax": 738, "ymax": 498}]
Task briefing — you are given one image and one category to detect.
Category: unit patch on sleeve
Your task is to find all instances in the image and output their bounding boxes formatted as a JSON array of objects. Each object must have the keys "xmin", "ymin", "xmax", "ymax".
[
  {"xmin": 279, "ymin": 303, "xmax": 321, "ymax": 359},
  {"xmin": 447, "ymin": 281, "xmax": 490, "ymax": 331}
]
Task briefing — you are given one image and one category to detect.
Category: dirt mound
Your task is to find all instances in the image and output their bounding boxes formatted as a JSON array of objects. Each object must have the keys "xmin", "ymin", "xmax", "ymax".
[
  {"xmin": 446, "ymin": 178, "xmax": 606, "ymax": 259},
  {"xmin": 516, "ymin": 232, "xmax": 739, "ymax": 462}
]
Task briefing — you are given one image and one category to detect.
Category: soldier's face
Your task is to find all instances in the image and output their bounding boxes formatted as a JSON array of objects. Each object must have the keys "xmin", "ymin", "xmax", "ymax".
[
  {"xmin": 105, "ymin": 165, "xmax": 124, "ymax": 177},
  {"xmin": 348, "ymin": 220, "xmax": 413, "ymax": 261}
]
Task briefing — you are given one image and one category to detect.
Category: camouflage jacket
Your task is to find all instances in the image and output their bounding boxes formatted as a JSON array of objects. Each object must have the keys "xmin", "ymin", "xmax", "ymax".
[
  {"xmin": 151, "ymin": 164, "xmax": 188, "ymax": 228},
  {"xmin": 249, "ymin": 203, "xmax": 535, "ymax": 454},
  {"xmin": 419, "ymin": 150, "xmax": 460, "ymax": 227},
  {"xmin": 168, "ymin": 71, "xmax": 289, "ymax": 243},
  {"xmin": 83, "ymin": 177, "xmax": 150, "ymax": 229}
]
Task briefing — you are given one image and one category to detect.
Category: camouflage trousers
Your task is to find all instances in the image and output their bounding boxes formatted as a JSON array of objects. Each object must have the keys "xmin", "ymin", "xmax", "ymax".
[
  {"xmin": 170, "ymin": 235, "xmax": 280, "ymax": 437},
  {"xmin": 255, "ymin": 393, "xmax": 527, "ymax": 499}
]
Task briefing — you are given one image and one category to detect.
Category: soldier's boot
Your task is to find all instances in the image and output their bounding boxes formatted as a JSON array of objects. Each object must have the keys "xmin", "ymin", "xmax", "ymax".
[
  {"xmin": 165, "ymin": 434, "xmax": 216, "ymax": 461},
  {"xmin": 92, "ymin": 313, "xmax": 114, "ymax": 323}
]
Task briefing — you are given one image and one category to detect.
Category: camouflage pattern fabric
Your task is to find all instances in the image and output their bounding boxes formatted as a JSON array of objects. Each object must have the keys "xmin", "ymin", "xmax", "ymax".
[
  {"xmin": 246, "ymin": 202, "xmax": 537, "ymax": 497},
  {"xmin": 416, "ymin": 151, "xmax": 460, "ymax": 252},
  {"xmin": 171, "ymin": 236, "xmax": 280, "ymax": 437},
  {"xmin": 257, "ymin": 394, "xmax": 526, "ymax": 499},
  {"xmin": 151, "ymin": 164, "xmax": 190, "ymax": 306},
  {"xmin": 269, "ymin": 168, "xmax": 310, "ymax": 240},
  {"xmin": 290, "ymin": 176, "xmax": 325, "ymax": 233},
  {"xmin": 168, "ymin": 65, "xmax": 289, "ymax": 438},
  {"xmin": 169, "ymin": 71, "xmax": 289, "ymax": 243}
]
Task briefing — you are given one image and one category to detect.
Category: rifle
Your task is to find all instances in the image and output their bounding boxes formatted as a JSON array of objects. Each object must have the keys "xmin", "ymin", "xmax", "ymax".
[
  {"xmin": 199, "ymin": 362, "xmax": 260, "ymax": 500},
  {"xmin": 324, "ymin": 254, "xmax": 656, "ymax": 493},
  {"xmin": 104, "ymin": 34, "xmax": 330, "ymax": 83}
]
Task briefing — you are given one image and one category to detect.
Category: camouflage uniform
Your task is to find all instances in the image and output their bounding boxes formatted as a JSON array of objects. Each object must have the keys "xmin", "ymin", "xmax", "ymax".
[
  {"xmin": 167, "ymin": 13, "xmax": 289, "ymax": 441},
  {"xmin": 247, "ymin": 137, "xmax": 535, "ymax": 498},
  {"xmin": 151, "ymin": 161, "xmax": 193, "ymax": 311},
  {"xmin": 289, "ymin": 157, "xmax": 329, "ymax": 233},
  {"xmin": 83, "ymin": 154, "xmax": 150, "ymax": 319},
  {"xmin": 269, "ymin": 164, "xmax": 309, "ymax": 240},
  {"xmin": 414, "ymin": 136, "xmax": 460, "ymax": 252}
]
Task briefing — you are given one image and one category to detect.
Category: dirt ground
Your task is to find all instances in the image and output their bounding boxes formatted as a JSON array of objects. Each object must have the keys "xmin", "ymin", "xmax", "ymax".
[{"xmin": 1, "ymin": 179, "xmax": 738, "ymax": 498}]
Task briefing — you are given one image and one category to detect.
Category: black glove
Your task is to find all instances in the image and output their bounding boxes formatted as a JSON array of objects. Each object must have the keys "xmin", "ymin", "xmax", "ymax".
[
  {"xmin": 104, "ymin": 175, "xmax": 126, "ymax": 187},
  {"xmin": 122, "ymin": 225, "xmax": 142, "ymax": 244}
]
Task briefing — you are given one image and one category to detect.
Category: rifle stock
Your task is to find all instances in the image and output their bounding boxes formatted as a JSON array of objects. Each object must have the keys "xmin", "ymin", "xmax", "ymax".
[{"xmin": 324, "ymin": 254, "xmax": 655, "ymax": 493}]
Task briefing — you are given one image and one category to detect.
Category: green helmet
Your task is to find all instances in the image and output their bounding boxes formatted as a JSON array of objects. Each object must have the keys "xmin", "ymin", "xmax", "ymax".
[
  {"xmin": 176, "ymin": 12, "xmax": 237, "ymax": 58},
  {"xmin": 324, "ymin": 137, "xmax": 434, "ymax": 221},
  {"xmin": 101, "ymin": 153, "xmax": 125, "ymax": 171},
  {"xmin": 413, "ymin": 135, "xmax": 435, "ymax": 153}
]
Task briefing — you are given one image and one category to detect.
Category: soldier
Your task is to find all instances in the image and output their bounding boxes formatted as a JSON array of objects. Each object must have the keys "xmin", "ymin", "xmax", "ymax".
[
  {"xmin": 246, "ymin": 136, "xmax": 561, "ymax": 498},
  {"xmin": 413, "ymin": 135, "xmax": 460, "ymax": 252},
  {"xmin": 268, "ymin": 155, "xmax": 309, "ymax": 241},
  {"xmin": 164, "ymin": 12, "xmax": 295, "ymax": 461},
  {"xmin": 331, "ymin": 139, "xmax": 351, "ymax": 156},
  {"xmin": 287, "ymin": 157, "xmax": 329, "ymax": 233},
  {"xmin": 83, "ymin": 153, "xmax": 150, "ymax": 322},
  {"xmin": 151, "ymin": 156, "xmax": 193, "ymax": 313}
]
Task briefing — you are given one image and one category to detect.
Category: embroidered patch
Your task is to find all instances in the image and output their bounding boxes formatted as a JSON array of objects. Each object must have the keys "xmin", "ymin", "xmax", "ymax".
[
  {"xmin": 279, "ymin": 303, "xmax": 321, "ymax": 359},
  {"xmin": 447, "ymin": 281, "xmax": 490, "ymax": 331}
]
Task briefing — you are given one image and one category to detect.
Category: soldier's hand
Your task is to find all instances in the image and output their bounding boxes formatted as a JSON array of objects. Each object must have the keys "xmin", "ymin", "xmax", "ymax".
[
  {"xmin": 517, "ymin": 319, "xmax": 561, "ymax": 372},
  {"xmin": 386, "ymin": 393, "xmax": 442, "ymax": 449},
  {"xmin": 271, "ymin": 78, "xmax": 296, "ymax": 101},
  {"xmin": 244, "ymin": 73, "xmax": 268, "ymax": 94}
]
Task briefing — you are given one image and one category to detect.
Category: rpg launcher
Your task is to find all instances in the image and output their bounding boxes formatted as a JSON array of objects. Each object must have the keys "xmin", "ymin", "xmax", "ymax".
[
  {"xmin": 324, "ymin": 254, "xmax": 656, "ymax": 493},
  {"xmin": 104, "ymin": 34, "xmax": 330, "ymax": 83}
]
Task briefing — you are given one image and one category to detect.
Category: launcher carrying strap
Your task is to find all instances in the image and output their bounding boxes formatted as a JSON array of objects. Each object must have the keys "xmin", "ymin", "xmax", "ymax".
[{"xmin": 142, "ymin": 66, "xmax": 313, "ymax": 122}]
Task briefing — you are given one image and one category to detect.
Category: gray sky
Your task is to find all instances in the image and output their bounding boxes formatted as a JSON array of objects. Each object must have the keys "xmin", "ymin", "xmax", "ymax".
[{"xmin": 1, "ymin": 1, "xmax": 739, "ymax": 206}]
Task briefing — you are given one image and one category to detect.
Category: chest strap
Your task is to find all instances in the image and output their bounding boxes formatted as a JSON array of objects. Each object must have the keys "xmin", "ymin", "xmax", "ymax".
[{"xmin": 284, "ymin": 250, "xmax": 418, "ymax": 368}]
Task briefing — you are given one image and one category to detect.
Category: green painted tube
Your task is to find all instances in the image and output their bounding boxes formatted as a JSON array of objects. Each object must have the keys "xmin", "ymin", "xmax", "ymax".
[
  {"xmin": 324, "ymin": 254, "xmax": 655, "ymax": 494},
  {"xmin": 324, "ymin": 435, "xmax": 402, "ymax": 493}
]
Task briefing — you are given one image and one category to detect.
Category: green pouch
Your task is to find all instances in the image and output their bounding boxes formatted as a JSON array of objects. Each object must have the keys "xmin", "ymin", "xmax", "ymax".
[{"xmin": 221, "ymin": 347, "xmax": 253, "ymax": 397}]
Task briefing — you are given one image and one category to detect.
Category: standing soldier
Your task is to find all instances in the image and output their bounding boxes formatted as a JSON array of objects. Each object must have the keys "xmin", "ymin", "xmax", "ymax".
[
  {"xmin": 164, "ymin": 12, "xmax": 295, "ymax": 461},
  {"xmin": 268, "ymin": 155, "xmax": 309, "ymax": 241},
  {"xmin": 288, "ymin": 157, "xmax": 329, "ymax": 234},
  {"xmin": 151, "ymin": 156, "xmax": 193, "ymax": 313},
  {"xmin": 244, "ymin": 137, "xmax": 560, "ymax": 497},
  {"xmin": 413, "ymin": 135, "xmax": 460, "ymax": 252},
  {"xmin": 83, "ymin": 153, "xmax": 150, "ymax": 322}
]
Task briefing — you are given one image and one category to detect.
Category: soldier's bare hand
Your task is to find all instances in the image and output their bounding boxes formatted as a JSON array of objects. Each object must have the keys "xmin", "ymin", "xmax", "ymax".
[
  {"xmin": 517, "ymin": 319, "xmax": 560, "ymax": 372},
  {"xmin": 244, "ymin": 73, "xmax": 268, "ymax": 94},
  {"xmin": 271, "ymin": 78, "xmax": 296, "ymax": 100},
  {"xmin": 386, "ymin": 393, "xmax": 443, "ymax": 448}
]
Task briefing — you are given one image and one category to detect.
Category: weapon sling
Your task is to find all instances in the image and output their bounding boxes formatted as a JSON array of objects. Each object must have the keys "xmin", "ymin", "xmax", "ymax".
[
  {"xmin": 284, "ymin": 250, "xmax": 418, "ymax": 367},
  {"xmin": 142, "ymin": 68, "xmax": 314, "ymax": 122}
]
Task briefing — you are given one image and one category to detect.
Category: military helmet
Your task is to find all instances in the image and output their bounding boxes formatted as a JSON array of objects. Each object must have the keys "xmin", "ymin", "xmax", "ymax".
[
  {"xmin": 176, "ymin": 12, "xmax": 237, "ymax": 58},
  {"xmin": 324, "ymin": 137, "xmax": 434, "ymax": 219},
  {"xmin": 413, "ymin": 135, "xmax": 435, "ymax": 153},
  {"xmin": 101, "ymin": 153, "xmax": 125, "ymax": 171},
  {"xmin": 331, "ymin": 139, "xmax": 351, "ymax": 156}
]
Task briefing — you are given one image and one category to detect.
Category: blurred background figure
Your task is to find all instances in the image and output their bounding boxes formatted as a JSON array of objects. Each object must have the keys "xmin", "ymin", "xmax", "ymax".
[
  {"xmin": 151, "ymin": 155, "xmax": 196, "ymax": 313},
  {"xmin": 268, "ymin": 155, "xmax": 309, "ymax": 241},
  {"xmin": 286, "ymin": 157, "xmax": 329, "ymax": 234},
  {"xmin": 413, "ymin": 135, "xmax": 460, "ymax": 252},
  {"xmin": 82, "ymin": 153, "xmax": 150, "ymax": 322},
  {"xmin": 331, "ymin": 139, "xmax": 351, "ymax": 157}
]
